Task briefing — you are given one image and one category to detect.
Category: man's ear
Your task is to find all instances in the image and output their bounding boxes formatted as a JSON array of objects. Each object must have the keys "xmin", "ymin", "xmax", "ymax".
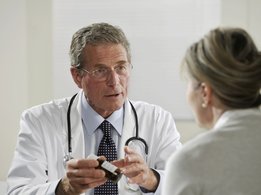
[
  {"xmin": 70, "ymin": 67, "xmax": 83, "ymax": 88},
  {"xmin": 200, "ymin": 82, "xmax": 212, "ymax": 107}
]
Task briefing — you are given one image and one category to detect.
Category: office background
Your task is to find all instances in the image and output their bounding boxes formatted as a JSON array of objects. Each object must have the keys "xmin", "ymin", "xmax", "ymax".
[{"xmin": 0, "ymin": 0, "xmax": 260, "ymax": 182}]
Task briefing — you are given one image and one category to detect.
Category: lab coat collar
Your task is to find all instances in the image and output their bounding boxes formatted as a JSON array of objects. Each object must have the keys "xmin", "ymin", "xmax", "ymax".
[
  {"xmin": 68, "ymin": 91, "xmax": 136, "ymax": 159},
  {"xmin": 69, "ymin": 90, "xmax": 85, "ymax": 159}
]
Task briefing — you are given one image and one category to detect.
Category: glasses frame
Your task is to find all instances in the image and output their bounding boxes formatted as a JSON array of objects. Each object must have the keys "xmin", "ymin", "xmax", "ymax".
[{"xmin": 76, "ymin": 63, "xmax": 133, "ymax": 81}]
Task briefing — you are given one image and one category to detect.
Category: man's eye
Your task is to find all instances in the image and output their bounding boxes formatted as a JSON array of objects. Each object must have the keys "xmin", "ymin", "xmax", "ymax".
[
  {"xmin": 95, "ymin": 68, "xmax": 107, "ymax": 73},
  {"xmin": 116, "ymin": 65, "xmax": 127, "ymax": 71}
]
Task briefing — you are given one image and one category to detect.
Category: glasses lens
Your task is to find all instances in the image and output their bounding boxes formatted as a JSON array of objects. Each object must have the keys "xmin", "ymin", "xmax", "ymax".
[
  {"xmin": 115, "ymin": 65, "xmax": 129, "ymax": 75},
  {"xmin": 93, "ymin": 68, "xmax": 108, "ymax": 79},
  {"xmin": 83, "ymin": 64, "xmax": 131, "ymax": 81}
]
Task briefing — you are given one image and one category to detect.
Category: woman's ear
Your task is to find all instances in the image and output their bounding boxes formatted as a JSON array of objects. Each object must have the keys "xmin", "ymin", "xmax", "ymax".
[
  {"xmin": 70, "ymin": 67, "xmax": 83, "ymax": 88},
  {"xmin": 200, "ymin": 82, "xmax": 212, "ymax": 108}
]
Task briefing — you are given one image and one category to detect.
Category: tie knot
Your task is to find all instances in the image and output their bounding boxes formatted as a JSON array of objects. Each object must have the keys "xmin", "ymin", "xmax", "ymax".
[{"xmin": 100, "ymin": 120, "xmax": 111, "ymax": 137}]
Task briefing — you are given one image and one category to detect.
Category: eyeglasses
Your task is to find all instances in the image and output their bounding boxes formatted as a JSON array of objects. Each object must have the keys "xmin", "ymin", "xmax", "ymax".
[{"xmin": 77, "ymin": 64, "xmax": 132, "ymax": 81}]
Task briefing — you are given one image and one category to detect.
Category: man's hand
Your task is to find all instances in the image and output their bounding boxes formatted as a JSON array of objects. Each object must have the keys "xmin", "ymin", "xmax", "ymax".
[
  {"xmin": 56, "ymin": 158, "xmax": 107, "ymax": 195},
  {"xmin": 113, "ymin": 146, "xmax": 159, "ymax": 192}
]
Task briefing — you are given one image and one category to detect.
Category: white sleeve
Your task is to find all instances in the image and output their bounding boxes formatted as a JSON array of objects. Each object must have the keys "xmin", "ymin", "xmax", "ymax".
[{"xmin": 7, "ymin": 109, "xmax": 56, "ymax": 195}]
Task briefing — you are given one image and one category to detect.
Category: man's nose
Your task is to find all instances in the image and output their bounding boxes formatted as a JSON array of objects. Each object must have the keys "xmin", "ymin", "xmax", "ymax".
[{"xmin": 106, "ymin": 69, "xmax": 120, "ymax": 85}]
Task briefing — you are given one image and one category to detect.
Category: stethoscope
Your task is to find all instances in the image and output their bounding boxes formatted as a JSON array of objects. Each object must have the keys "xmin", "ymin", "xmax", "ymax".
[{"xmin": 63, "ymin": 93, "xmax": 149, "ymax": 166}]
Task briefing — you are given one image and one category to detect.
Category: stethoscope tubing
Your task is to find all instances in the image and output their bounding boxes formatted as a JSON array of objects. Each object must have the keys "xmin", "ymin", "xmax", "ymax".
[
  {"xmin": 66, "ymin": 93, "xmax": 78, "ymax": 154},
  {"xmin": 65, "ymin": 93, "xmax": 148, "ymax": 163}
]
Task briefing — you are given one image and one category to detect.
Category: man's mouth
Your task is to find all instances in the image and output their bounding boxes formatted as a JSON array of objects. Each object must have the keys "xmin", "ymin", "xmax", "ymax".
[{"xmin": 105, "ymin": 93, "xmax": 121, "ymax": 97}]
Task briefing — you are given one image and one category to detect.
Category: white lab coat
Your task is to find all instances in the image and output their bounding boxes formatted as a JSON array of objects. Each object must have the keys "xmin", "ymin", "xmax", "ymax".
[{"xmin": 7, "ymin": 91, "xmax": 181, "ymax": 195}]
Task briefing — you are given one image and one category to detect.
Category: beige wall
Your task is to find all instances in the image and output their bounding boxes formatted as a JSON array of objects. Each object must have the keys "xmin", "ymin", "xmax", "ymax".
[
  {"xmin": 1, "ymin": 0, "xmax": 260, "ymax": 181},
  {"xmin": 0, "ymin": 0, "xmax": 52, "ymax": 181},
  {"xmin": 220, "ymin": 0, "xmax": 261, "ymax": 49},
  {"xmin": 0, "ymin": 0, "xmax": 27, "ymax": 182}
]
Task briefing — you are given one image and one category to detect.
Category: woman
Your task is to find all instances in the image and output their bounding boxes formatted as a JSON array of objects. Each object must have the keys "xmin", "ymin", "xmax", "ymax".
[{"xmin": 163, "ymin": 27, "xmax": 261, "ymax": 195}]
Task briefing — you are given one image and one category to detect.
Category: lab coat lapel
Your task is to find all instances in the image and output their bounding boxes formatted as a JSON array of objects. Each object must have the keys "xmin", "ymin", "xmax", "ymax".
[
  {"xmin": 119, "ymin": 100, "xmax": 136, "ymax": 159},
  {"xmin": 70, "ymin": 91, "xmax": 85, "ymax": 159}
]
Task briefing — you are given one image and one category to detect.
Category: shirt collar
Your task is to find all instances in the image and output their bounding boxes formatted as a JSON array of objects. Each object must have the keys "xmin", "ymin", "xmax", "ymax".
[{"xmin": 81, "ymin": 94, "xmax": 124, "ymax": 135}]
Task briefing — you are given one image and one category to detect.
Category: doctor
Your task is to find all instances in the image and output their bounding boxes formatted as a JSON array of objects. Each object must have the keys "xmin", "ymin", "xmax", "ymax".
[{"xmin": 7, "ymin": 22, "xmax": 181, "ymax": 195}]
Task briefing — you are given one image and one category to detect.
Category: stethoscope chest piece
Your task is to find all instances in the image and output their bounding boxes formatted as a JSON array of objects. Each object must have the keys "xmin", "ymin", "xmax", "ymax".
[
  {"xmin": 63, "ymin": 153, "xmax": 73, "ymax": 168},
  {"xmin": 125, "ymin": 137, "xmax": 148, "ymax": 162}
]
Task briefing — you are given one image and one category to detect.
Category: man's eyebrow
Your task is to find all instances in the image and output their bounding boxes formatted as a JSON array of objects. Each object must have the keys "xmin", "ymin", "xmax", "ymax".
[
  {"xmin": 93, "ymin": 64, "xmax": 107, "ymax": 68},
  {"xmin": 93, "ymin": 60, "xmax": 128, "ymax": 68},
  {"xmin": 116, "ymin": 60, "xmax": 128, "ymax": 65}
]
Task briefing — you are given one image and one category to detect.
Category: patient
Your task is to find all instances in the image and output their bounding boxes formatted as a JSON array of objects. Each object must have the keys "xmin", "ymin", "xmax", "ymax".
[{"xmin": 163, "ymin": 27, "xmax": 261, "ymax": 195}]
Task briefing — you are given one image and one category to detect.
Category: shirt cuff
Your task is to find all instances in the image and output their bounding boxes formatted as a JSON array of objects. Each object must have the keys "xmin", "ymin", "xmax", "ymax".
[
  {"xmin": 46, "ymin": 179, "xmax": 61, "ymax": 195},
  {"xmin": 140, "ymin": 169, "xmax": 161, "ymax": 194}
]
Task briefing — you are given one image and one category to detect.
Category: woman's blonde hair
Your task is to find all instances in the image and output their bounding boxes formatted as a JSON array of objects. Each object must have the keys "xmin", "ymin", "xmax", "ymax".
[{"xmin": 182, "ymin": 27, "xmax": 261, "ymax": 108}]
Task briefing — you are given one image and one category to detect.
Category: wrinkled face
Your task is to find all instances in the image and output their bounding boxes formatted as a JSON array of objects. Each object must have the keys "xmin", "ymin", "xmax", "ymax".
[
  {"xmin": 72, "ymin": 44, "xmax": 130, "ymax": 118},
  {"xmin": 186, "ymin": 78, "xmax": 212, "ymax": 128}
]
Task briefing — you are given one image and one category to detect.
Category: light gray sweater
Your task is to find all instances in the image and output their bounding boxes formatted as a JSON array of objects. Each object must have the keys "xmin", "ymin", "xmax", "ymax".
[{"xmin": 163, "ymin": 108, "xmax": 261, "ymax": 195}]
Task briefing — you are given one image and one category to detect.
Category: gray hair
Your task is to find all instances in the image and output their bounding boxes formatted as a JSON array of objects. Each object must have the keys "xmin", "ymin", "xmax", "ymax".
[
  {"xmin": 182, "ymin": 27, "xmax": 261, "ymax": 108},
  {"xmin": 69, "ymin": 22, "xmax": 131, "ymax": 67}
]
